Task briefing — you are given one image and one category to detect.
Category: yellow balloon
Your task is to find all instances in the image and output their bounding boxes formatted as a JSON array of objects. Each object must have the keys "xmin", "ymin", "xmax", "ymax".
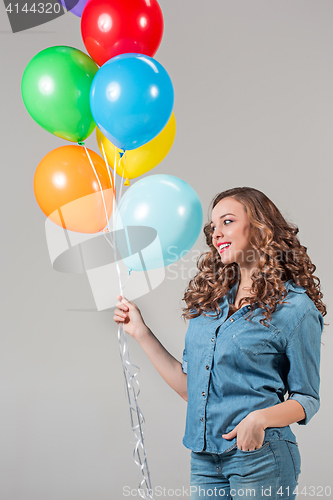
[{"xmin": 96, "ymin": 112, "xmax": 176, "ymax": 181}]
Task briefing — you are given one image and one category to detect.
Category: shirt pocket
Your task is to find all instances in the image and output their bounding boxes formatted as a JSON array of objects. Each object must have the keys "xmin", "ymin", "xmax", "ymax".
[{"xmin": 231, "ymin": 315, "xmax": 281, "ymax": 355}]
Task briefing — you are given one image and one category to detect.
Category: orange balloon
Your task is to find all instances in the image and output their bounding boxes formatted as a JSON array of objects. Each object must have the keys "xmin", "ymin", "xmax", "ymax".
[{"xmin": 34, "ymin": 145, "xmax": 115, "ymax": 234}]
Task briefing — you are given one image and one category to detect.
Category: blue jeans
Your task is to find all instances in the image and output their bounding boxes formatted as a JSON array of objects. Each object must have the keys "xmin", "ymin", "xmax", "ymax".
[{"xmin": 190, "ymin": 434, "xmax": 301, "ymax": 499}]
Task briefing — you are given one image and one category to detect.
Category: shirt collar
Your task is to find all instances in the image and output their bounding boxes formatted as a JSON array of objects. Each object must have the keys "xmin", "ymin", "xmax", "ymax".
[
  {"xmin": 283, "ymin": 279, "xmax": 307, "ymax": 293},
  {"xmin": 227, "ymin": 278, "xmax": 306, "ymax": 303},
  {"xmin": 228, "ymin": 281, "xmax": 239, "ymax": 304}
]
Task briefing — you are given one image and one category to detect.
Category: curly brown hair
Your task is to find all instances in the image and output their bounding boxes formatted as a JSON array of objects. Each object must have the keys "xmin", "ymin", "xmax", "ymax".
[{"xmin": 181, "ymin": 187, "xmax": 328, "ymax": 329}]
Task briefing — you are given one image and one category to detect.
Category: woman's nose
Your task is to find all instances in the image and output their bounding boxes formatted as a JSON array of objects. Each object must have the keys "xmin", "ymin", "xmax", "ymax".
[{"xmin": 212, "ymin": 227, "xmax": 224, "ymax": 241}]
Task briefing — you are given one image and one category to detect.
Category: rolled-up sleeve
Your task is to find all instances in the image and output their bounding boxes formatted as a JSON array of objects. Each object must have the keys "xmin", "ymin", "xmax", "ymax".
[
  {"xmin": 181, "ymin": 347, "xmax": 188, "ymax": 374},
  {"xmin": 286, "ymin": 308, "xmax": 324, "ymax": 425}
]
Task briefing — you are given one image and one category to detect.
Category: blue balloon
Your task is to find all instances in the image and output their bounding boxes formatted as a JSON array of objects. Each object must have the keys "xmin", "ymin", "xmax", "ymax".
[
  {"xmin": 114, "ymin": 175, "xmax": 203, "ymax": 271},
  {"xmin": 89, "ymin": 53, "xmax": 174, "ymax": 151}
]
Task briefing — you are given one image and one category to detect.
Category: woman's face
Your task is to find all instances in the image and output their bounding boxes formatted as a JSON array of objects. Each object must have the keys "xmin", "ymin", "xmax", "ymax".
[{"xmin": 210, "ymin": 197, "xmax": 257, "ymax": 268}]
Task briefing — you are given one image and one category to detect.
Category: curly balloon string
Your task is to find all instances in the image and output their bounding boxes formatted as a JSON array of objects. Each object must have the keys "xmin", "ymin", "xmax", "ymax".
[
  {"xmin": 97, "ymin": 142, "xmax": 155, "ymax": 500},
  {"xmin": 83, "ymin": 143, "xmax": 148, "ymax": 493},
  {"xmin": 84, "ymin": 141, "xmax": 154, "ymax": 498},
  {"xmin": 112, "ymin": 149, "xmax": 155, "ymax": 500}
]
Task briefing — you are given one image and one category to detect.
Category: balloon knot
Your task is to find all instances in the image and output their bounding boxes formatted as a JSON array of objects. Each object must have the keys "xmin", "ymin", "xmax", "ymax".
[
  {"xmin": 78, "ymin": 141, "xmax": 85, "ymax": 146},
  {"xmin": 124, "ymin": 178, "xmax": 130, "ymax": 186},
  {"xmin": 119, "ymin": 150, "xmax": 125, "ymax": 158},
  {"xmin": 127, "ymin": 268, "xmax": 132, "ymax": 275}
]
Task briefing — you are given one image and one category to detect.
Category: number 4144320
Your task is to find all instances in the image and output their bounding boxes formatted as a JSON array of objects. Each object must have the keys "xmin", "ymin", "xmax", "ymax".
[{"xmin": 5, "ymin": 3, "xmax": 62, "ymax": 14}]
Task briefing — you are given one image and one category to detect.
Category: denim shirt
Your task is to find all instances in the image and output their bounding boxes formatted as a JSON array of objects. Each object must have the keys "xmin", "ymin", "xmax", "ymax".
[{"xmin": 181, "ymin": 279, "xmax": 324, "ymax": 453}]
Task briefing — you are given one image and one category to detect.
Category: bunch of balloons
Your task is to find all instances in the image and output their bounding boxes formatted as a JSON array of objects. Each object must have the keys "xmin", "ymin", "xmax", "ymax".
[
  {"xmin": 21, "ymin": 2, "xmax": 203, "ymax": 497},
  {"xmin": 21, "ymin": 0, "xmax": 203, "ymax": 268}
]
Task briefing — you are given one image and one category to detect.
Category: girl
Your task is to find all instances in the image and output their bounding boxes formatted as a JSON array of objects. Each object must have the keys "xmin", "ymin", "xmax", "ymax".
[{"xmin": 113, "ymin": 187, "xmax": 327, "ymax": 500}]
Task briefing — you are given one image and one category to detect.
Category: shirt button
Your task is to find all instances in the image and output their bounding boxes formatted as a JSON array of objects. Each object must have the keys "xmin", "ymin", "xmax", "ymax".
[
  {"xmin": 211, "ymin": 337, "xmax": 214, "ymax": 342},
  {"xmin": 206, "ymin": 365, "xmax": 209, "ymax": 370},
  {"xmin": 229, "ymin": 318, "xmax": 234, "ymax": 322},
  {"xmin": 202, "ymin": 391, "xmax": 205, "ymax": 396},
  {"xmin": 200, "ymin": 417, "xmax": 203, "ymax": 422}
]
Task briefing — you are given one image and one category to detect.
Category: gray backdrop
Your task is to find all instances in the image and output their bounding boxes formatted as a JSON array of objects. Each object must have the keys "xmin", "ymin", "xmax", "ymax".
[{"xmin": 1, "ymin": 1, "xmax": 332, "ymax": 499}]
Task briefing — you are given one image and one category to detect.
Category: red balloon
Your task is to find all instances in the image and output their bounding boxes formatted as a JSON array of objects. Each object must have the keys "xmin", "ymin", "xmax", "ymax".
[{"xmin": 81, "ymin": 0, "xmax": 164, "ymax": 67}]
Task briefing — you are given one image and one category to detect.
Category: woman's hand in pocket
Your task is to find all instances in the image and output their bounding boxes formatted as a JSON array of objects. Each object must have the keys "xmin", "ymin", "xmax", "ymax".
[{"xmin": 222, "ymin": 411, "xmax": 266, "ymax": 451}]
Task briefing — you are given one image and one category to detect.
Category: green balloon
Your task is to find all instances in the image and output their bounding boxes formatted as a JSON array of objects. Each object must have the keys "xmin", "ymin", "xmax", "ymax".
[{"xmin": 21, "ymin": 46, "xmax": 99, "ymax": 142}]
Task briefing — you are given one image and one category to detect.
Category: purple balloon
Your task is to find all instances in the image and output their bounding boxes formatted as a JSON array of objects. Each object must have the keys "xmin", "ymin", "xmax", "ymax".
[{"xmin": 59, "ymin": 0, "xmax": 89, "ymax": 17}]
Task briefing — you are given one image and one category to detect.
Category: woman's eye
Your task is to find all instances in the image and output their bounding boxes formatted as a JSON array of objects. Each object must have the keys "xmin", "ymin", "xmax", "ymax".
[{"xmin": 211, "ymin": 219, "xmax": 233, "ymax": 232}]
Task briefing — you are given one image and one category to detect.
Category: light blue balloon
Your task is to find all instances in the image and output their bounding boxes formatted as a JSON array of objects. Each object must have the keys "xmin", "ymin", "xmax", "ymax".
[
  {"xmin": 89, "ymin": 53, "xmax": 174, "ymax": 151},
  {"xmin": 114, "ymin": 175, "xmax": 203, "ymax": 271}
]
